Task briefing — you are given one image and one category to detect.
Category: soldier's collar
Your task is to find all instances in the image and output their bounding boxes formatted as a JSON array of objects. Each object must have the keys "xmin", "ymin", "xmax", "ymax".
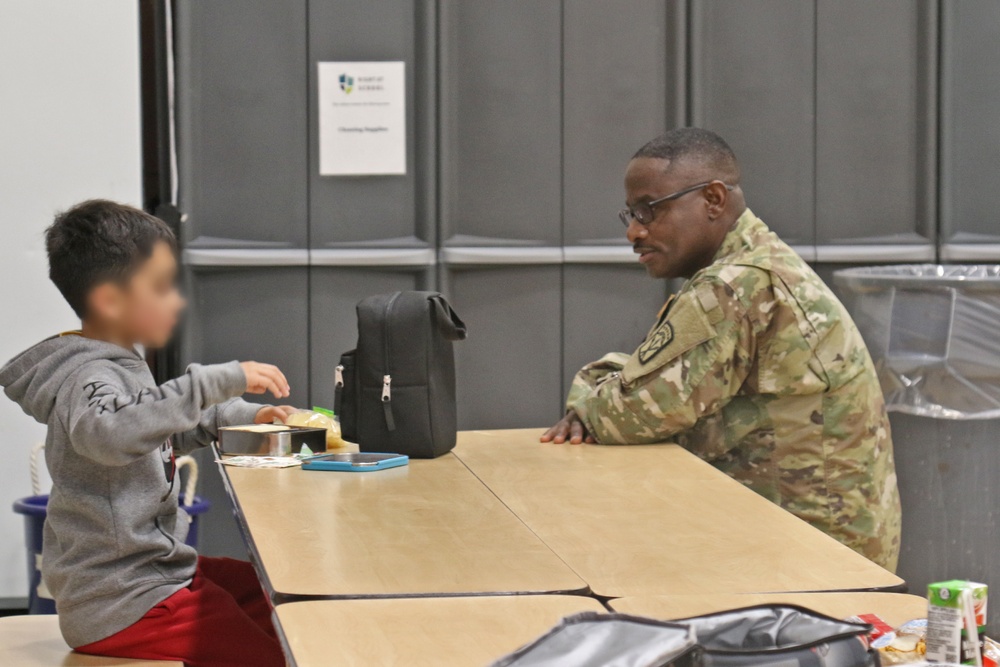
[{"xmin": 710, "ymin": 208, "xmax": 759, "ymax": 264}]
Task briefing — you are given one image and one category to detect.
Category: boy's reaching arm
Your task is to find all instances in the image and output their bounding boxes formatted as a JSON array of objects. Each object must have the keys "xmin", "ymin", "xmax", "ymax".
[
  {"xmin": 173, "ymin": 400, "xmax": 296, "ymax": 454},
  {"xmin": 171, "ymin": 397, "xmax": 258, "ymax": 454},
  {"xmin": 174, "ymin": 362, "xmax": 295, "ymax": 452},
  {"xmin": 66, "ymin": 360, "xmax": 289, "ymax": 465}
]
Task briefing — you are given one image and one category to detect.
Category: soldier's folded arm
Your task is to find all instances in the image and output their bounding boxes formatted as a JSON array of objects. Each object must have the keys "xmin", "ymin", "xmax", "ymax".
[
  {"xmin": 567, "ymin": 277, "xmax": 757, "ymax": 445},
  {"xmin": 564, "ymin": 352, "xmax": 631, "ymax": 406}
]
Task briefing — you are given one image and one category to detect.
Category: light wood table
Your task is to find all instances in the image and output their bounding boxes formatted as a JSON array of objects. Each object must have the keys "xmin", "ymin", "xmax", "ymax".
[
  {"xmin": 453, "ymin": 429, "xmax": 904, "ymax": 597},
  {"xmin": 275, "ymin": 595, "xmax": 604, "ymax": 666},
  {"xmin": 609, "ymin": 593, "xmax": 927, "ymax": 627},
  {"xmin": 221, "ymin": 452, "xmax": 586, "ymax": 599},
  {"xmin": 0, "ymin": 615, "xmax": 181, "ymax": 666}
]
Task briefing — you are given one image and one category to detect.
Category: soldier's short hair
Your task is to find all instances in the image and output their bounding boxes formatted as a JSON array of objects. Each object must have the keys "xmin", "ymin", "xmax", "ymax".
[{"xmin": 633, "ymin": 127, "xmax": 740, "ymax": 182}]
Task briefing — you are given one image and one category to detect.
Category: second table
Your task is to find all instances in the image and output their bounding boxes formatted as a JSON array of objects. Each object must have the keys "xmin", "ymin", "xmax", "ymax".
[{"xmin": 453, "ymin": 429, "xmax": 904, "ymax": 597}]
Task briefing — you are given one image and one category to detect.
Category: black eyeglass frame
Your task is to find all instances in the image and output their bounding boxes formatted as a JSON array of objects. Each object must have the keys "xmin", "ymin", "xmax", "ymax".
[{"xmin": 618, "ymin": 181, "xmax": 736, "ymax": 227}]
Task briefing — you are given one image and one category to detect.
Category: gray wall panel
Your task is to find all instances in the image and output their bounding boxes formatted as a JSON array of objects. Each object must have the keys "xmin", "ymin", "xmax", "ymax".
[
  {"xmin": 562, "ymin": 0, "xmax": 680, "ymax": 245},
  {"xmin": 180, "ymin": 266, "xmax": 309, "ymax": 559},
  {"xmin": 690, "ymin": 0, "xmax": 815, "ymax": 245},
  {"xmin": 439, "ymin": 1, "xmax": 562, "ymax": 245},
  {"xmin": 175, "ymin": 0, "xmax": 308, "ymax": 246},
  {"xmin": 182, "ymin": 267, "xmax": 310, "ymax": 403},
  {"xmin": 445, "ymin": 267, "xmax": 563, "ymax": 429},
  {"xmin": 815, "ymin": 1, "xmax": 936, "ymax": 246},
  {"xmin": 940, "ymin": 0, "xmax": 1000, "ymax": 243},
  {"xmin": 308, "ymin": 0, "xmax": 435, "ymax": 247},
  {"xmin": 562, "ymin": 266, "xmax": 669, "ymax": 398},
  {"xmin": 309, "ymin": 267, "xmax": 431, "ymax": 410}
]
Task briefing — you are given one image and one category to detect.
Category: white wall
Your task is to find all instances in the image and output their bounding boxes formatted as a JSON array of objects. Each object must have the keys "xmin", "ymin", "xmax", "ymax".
[{"xmin": 0, "ymin": 1, "xmax": 142, "ymax": 600}]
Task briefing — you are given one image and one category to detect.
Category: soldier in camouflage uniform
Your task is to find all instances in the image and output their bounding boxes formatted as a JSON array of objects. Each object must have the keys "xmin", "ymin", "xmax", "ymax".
[{"xmin": 542, "ymin": 128, "xmax": 901, "ymax": 571}]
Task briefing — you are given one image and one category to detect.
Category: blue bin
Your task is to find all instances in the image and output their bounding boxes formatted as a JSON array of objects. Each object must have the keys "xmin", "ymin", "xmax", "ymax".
[{"xmin": 12, "ymin": 494, "xmax": 211, "ymax": 614}]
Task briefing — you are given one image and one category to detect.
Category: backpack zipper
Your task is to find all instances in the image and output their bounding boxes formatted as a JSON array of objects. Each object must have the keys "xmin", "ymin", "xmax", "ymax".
[
  {"xmin": 335, "ymin": 365, "xmax": 344, "ymax": 388},
  {"xmin": 381, "ymin": 292, "xmax": 401, "ymax": 432}
]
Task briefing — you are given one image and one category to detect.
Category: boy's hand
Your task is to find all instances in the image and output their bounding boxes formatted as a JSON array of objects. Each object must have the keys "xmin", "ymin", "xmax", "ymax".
[
  {"xmin": 239, "ymin": 362, "xmax": 291, "ymax": 399},
  {"xmin": 254, "ymin": 405, "xmax": 298, "ymax": 424}
]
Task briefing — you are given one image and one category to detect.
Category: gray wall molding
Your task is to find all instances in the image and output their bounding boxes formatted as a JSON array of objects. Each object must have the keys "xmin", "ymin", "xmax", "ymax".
[
  {"xmin": 439, "ymin": 247, "xmax": 563, "ymax": 266},
  {"xmin": 181, "ymin": 245, "xmax": 946, "ymax": 269},
  {"xmin": 310, "ymin": 248, "xmax": 437, "ymax": 267},
  {"xmin": 813, "ymin": 244, "xmax": 937, "ymax": 263},
  {"xmin": 563, "ymin": 245, "xmax": 638, "ymax": 264},
  {"xmin": 941, "ymin": 244, "xmax": 1000, "ymax": 262},
  {"xmin": 183, "ymin": 248, "xmax": 310, "ymax": 267}
]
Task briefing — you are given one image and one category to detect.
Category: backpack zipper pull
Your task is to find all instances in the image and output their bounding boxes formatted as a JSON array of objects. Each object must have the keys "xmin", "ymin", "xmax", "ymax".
[
  {"xmin": 335, "ymin": 364, "xmax": 344, "ymax": 388},
  {"xmin": 381, "ymin": 375, "xmax": 395, "ymax": 431}
]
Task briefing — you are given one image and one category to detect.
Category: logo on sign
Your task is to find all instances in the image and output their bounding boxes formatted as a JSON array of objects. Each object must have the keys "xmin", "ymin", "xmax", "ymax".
[{"xmin": 339, "ymin": 73, "xmax": 354, "ymax": 94}]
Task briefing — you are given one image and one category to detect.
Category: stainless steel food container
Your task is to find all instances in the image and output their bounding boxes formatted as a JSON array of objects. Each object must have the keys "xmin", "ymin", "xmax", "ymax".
[{"xmin": 217, "ymin": 425, "xmax": 327, "ymax": 456}]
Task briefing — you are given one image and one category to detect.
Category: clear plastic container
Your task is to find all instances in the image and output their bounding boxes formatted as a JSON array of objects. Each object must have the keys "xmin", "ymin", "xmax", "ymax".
[{"xmin": 282, "ymin": 408, "xmax": 354, "ymax": 449}]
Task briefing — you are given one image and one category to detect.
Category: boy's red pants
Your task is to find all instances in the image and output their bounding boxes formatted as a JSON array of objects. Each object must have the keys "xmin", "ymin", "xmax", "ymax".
[{"xmin": 75, "ymin": 556, "xmax": 285, "ymax": 667}]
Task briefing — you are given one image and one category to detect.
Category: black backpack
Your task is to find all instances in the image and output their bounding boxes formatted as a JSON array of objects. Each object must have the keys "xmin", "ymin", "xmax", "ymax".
[{"xmin": 335, "ymin": 291, "xmax": 467, "ymax": 458}]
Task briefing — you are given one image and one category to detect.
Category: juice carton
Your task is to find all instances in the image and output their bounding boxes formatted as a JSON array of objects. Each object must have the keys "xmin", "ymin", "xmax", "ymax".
[{"xmin": 927, "ymin": 580, "xmax": 988, "ymax": 664}]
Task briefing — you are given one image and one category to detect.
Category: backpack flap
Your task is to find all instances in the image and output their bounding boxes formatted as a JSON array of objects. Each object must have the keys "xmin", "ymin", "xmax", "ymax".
[
  {"xmin": 685, "ymin": 605, "xmax": 876, "ymax": 667},
  {"xmin": 430, "ymin": 293, "xmax": 467, "ymax": 341},
  {"xmin": 490, "ymin": 612, "xmax": 698, "ymax": 667},
  {"xmin": 490, "ymin": 606, "xmax": 875, "ymax": 667}
]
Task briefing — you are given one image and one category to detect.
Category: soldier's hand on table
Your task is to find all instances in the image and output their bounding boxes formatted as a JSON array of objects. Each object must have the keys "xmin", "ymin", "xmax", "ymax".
[{"xmin": 540, "ymin": 411, "xmax": 595, "ymax": 445}]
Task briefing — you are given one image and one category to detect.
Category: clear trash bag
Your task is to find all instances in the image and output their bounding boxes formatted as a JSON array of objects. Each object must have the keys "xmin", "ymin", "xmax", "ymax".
[{"xmin": 835, "ymin": 265, "xmax": 1000, "ymax": 419}]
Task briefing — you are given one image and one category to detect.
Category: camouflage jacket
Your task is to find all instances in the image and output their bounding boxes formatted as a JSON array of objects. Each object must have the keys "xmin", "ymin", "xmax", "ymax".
[{"xmin": 567, "ymin": 209, "xmax": 901, "ymax": 570}]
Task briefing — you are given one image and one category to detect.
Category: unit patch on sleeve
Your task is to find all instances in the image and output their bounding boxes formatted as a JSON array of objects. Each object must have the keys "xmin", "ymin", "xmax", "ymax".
[{"xmin": 638, "ymin": 322, "xmax": 674, "ymax": 364}]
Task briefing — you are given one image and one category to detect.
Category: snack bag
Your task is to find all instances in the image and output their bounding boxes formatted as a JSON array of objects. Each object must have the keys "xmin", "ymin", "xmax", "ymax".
[
  {"xmin": 874, "ymin": 618, "xmax": 928, "ymax": 665},
  {"xmin": 283, "ymin": 407, "xmax": 350, "ymax": 449}
]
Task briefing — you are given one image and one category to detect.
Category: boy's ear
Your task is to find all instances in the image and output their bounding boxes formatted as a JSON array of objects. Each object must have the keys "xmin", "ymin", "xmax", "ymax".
[{"xmin": 87, "ymin": 282, "xmax": 124, "ymax": 322}]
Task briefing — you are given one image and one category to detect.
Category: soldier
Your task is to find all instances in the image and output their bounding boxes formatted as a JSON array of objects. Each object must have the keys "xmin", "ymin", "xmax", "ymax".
[{"xmin": 542, "ymin": 128, "xmax": 901, "ymax": 571}]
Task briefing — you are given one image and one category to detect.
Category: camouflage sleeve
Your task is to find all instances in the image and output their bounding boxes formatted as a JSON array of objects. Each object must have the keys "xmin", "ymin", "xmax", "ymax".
[
  {"xmin": 565, "ymin": 352, "xmax": 632, "ymax": 409},
  {"xmin": 568, "ymin": 276, "xmax": 756, "ymax": 445}
]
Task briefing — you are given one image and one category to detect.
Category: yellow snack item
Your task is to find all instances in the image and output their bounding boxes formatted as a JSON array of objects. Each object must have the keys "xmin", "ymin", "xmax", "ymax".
[{"xmin": 283, "ymin": 410, "xmax": 349, "ymax": 449}]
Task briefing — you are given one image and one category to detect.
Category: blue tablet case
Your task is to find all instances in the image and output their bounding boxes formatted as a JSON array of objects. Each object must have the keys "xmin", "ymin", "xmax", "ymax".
[{"xmin": 301, "ymin": 452, "xmax": 409, "ymax": 472}]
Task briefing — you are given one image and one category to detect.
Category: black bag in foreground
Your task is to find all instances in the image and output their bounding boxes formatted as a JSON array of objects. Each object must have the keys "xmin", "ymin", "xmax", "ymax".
[
  {"xmin": 335, "ymin": 291, "xmax": 467, "ymax": 458},
  {"xmin": 491, "ymin": 606, "xmax": 878, "ymax": 667}
]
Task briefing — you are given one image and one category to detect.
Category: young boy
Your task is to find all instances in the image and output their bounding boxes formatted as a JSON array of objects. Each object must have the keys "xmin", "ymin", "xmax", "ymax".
[{"xmin": 0, "ymin": 200, "xmax": 292, "ymax": 666}]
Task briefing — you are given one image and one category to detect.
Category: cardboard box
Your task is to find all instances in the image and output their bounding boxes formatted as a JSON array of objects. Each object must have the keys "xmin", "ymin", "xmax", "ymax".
[{"xmin": 927, "ymin": 580, "xmax": 988, "ymax": 664}]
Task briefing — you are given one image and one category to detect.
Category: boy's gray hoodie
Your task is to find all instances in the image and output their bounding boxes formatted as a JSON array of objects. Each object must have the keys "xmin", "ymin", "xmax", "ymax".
[{"xmin": 0, "ymin": 334, "xmax": 260, "ymax": 647}]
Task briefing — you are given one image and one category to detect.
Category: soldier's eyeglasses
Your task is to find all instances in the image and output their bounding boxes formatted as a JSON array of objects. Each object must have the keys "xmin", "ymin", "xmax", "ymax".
[{"xmin": 618, "ymin": 181, "xmax": 735, "ymax": 227}]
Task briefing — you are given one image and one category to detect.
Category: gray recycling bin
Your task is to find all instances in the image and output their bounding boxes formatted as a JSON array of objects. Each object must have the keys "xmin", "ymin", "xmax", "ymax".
[{"xmin": 835, "ymin": 265, "xmax": 1000, "ymax": 629}]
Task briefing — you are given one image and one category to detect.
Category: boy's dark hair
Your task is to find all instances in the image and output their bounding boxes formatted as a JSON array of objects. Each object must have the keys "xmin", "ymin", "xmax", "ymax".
[{"xmin": 45, "ymin": 199, "xmax": 177, "ymax": 319}]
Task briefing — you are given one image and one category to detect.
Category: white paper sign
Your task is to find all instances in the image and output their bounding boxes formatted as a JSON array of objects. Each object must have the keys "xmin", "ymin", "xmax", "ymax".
[{"xmin": 318, "ymin": 61, "xmax": 406, "ymax": 176}]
